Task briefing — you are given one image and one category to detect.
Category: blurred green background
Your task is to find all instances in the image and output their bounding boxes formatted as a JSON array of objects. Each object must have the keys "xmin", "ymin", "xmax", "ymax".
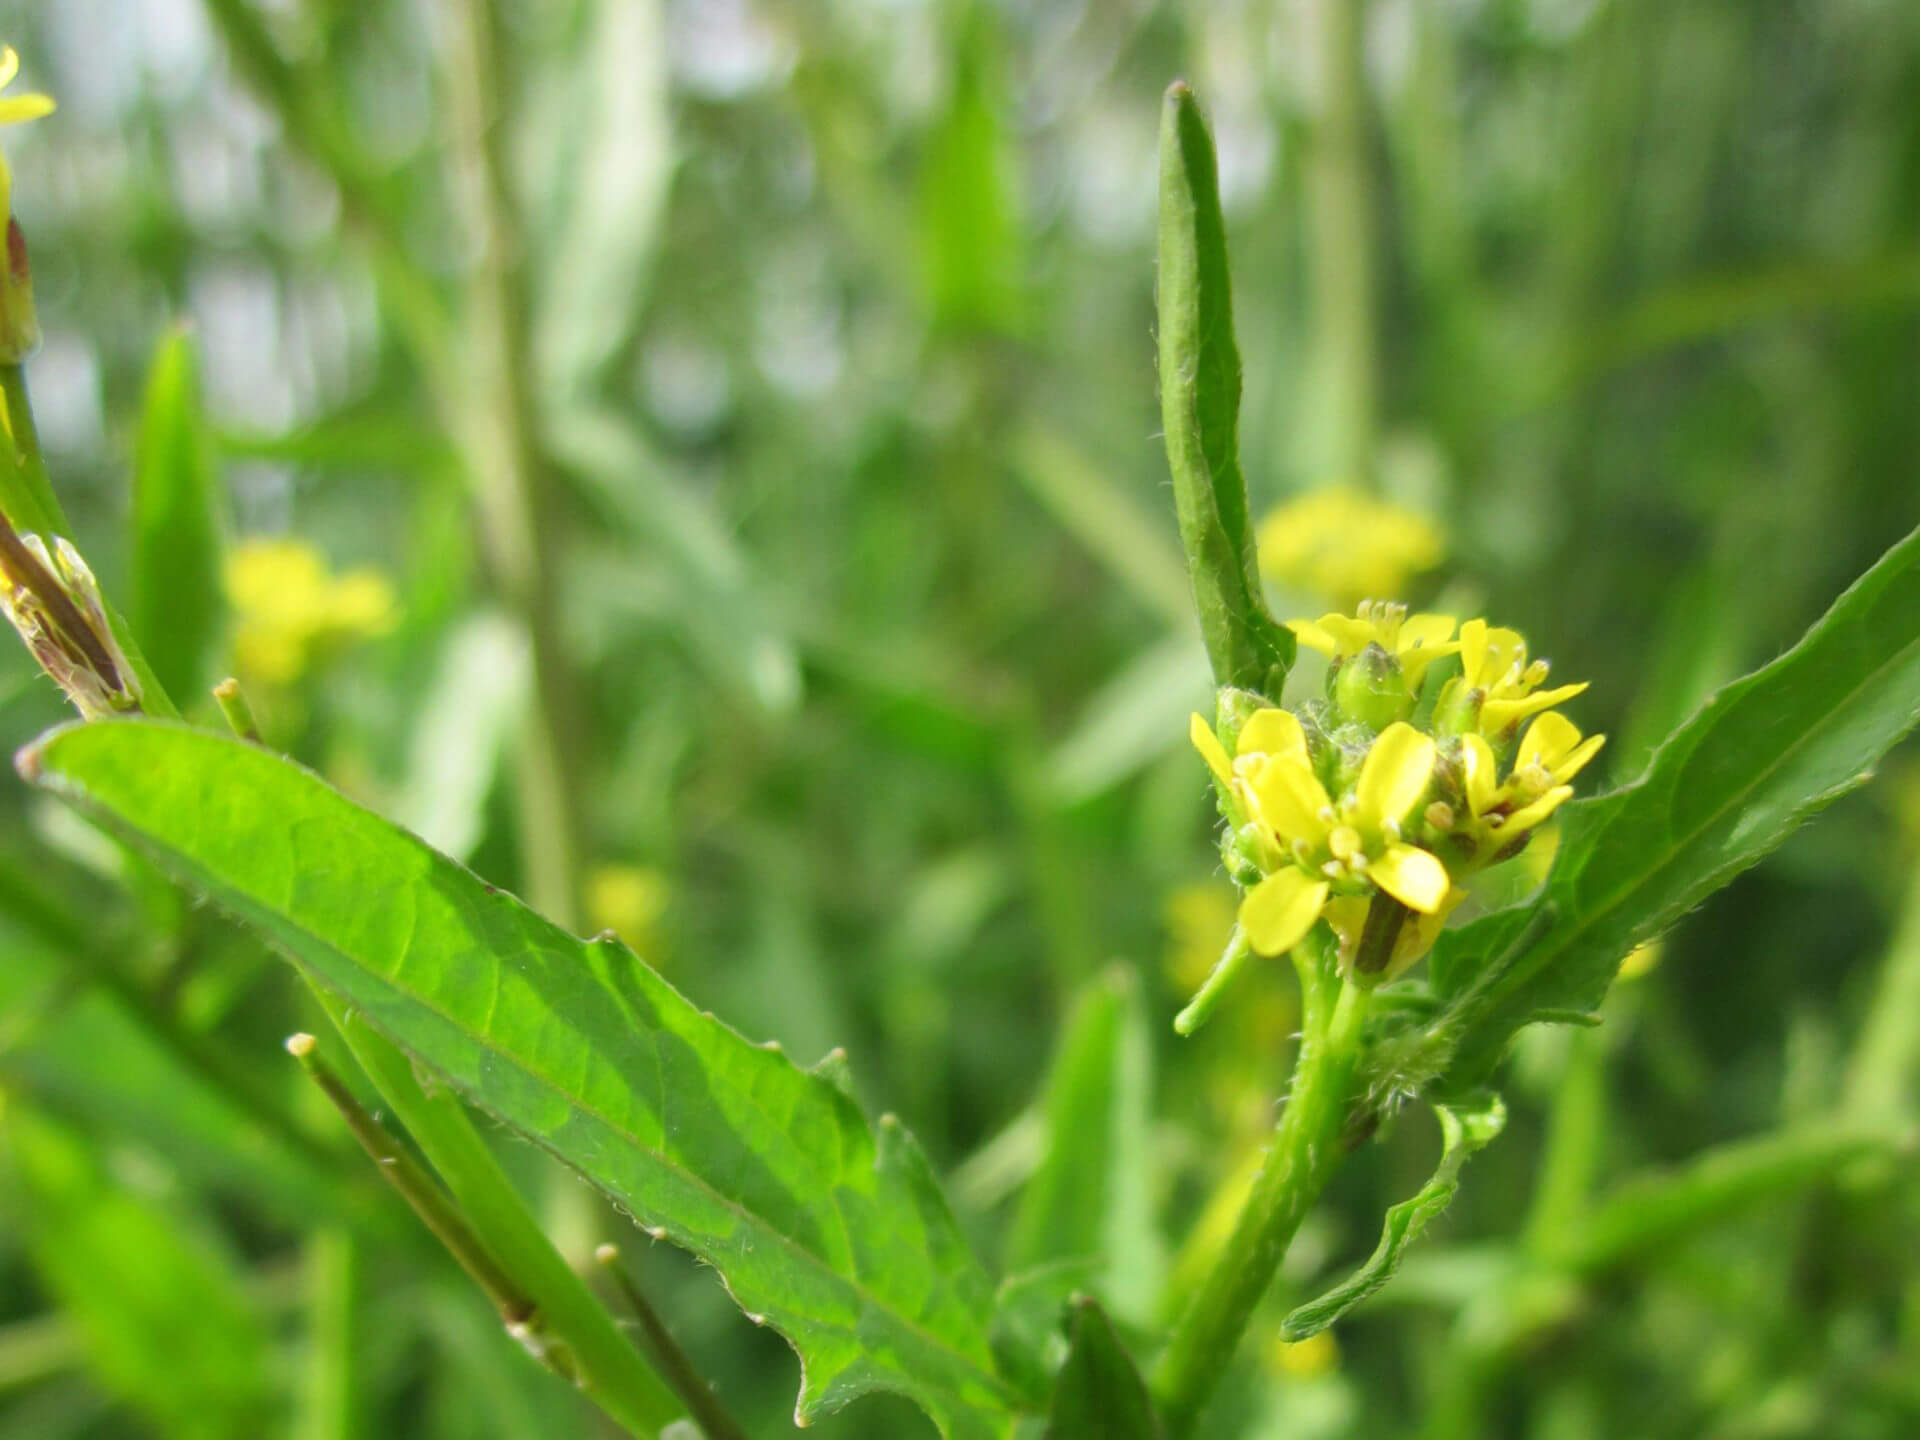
[{"xmin": 0, "ymin": 0, "xmax": 1916, "ymax": 1436}]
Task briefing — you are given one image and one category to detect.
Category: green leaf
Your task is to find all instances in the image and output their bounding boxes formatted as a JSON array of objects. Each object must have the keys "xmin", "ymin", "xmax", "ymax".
[
  {"xmin": 129, "ymin": 328, "xmax": 226, "ymax": 706},
  {"xmin": 1043, "ymin": 1298, "xmax": 1162, "ymax": 1440},
  {"xmin": 1546, "ymin": 1119, "xmax": 1908, "ymax": 1276},
  {"xmin": 918, "ymin": 7, "xmax": 1025, "ymax": 334},
  {"xmin": 1007, "ymin": 968, "xmax": 1162, "ymax": 1327},
  {"xmin": 1155, "ymin": 82, "xmax": 1294, "ymax": 696},
  {"xmin": 5, "ymin": 1105, "xmax": 274, "ymax": 1440},
  {"xmin": 1413, "ymin": 524, "xmax": 1920, "ymax": 1093},
  {"xmin": 1281, "ymin": 1095, "xmax": 1505, "ymax": 1340},
  {"xmin": 22, "ymin": 720, "xmax": 1021, "ymax": 1440}
]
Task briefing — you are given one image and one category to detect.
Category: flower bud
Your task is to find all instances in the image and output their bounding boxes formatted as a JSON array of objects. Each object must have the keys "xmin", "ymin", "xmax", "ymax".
[
  {"xmin": 1332, "ymin": 641, "xmax": 1415, "ymax": 731},
  {"xmin": 0, "ymin": 527, "xmax": 141, "ymax": 718},
  {"xmin": 0, "ymin": 217, "xmax": 36, "ymax": 362}
]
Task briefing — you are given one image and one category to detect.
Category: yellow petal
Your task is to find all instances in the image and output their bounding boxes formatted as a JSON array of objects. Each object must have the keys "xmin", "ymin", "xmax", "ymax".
[
  {"xmin": 1287, "ymin": 618, "xmax": 1338, "ymax": 655},
  {"xmin": 1457, "ymin": 619, "xmax": 1489, "ymax": 684},
  {"xmin": 1460, "ymin": 733, "xmax": 1500, "ymax": 818},
  {"xmin": 1482, "ymin": 680, "xmax": 1589, "ymax": 735},
  {"xmin": 1190, "ymin": 713, "xmax": 1233, "ymax": 790},
  {"xmin": 1556, "ymin": 732, "xmax": 1605, "ymax": 782},
  {"xmin": 0, "ymin": 48, "xmax": 17, "ymax": 92},
  {"xmin": 1314, "ymin": 613, "xmax": 1381, "ymax": 657},
  {"xmin": 1248, "ymin": 755, "xmax": 1332, "ymax": 844},
  {"xmin": 1354, "ymin": 722, "xmax": 1436, "ymax": 828},
  {"xmin": 1239, "ymin": 869, "xmax": 1330, "ymax": 956},
  {"xmin": 0, "ymin": 93, "xmax": 54, "ymax": 126},
  {"xmin": 1499, "ymin": 785, "xmax": 1573, "ymax": 839},
  {"xmin": 1398, "ymin": 613, "xmax": 1457, "ymax": 653},
  {"xmin": 1236, "ymin": 707, "xmax": 1308, "ymax": 766},
  {"xmin": 1367, "ymin": 842, "xmax": 1451, "ymax": 914},
  {"xmin": 1516, "ymin": 710, "xmax": 1581, "ymax": 771}
]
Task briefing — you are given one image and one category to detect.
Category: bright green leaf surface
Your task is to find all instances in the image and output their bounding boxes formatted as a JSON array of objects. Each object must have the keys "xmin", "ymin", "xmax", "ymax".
[
  {"xmin": 22, "ymin": 720, "xmax": 1020, "ymax": 1440},
  {"xmin": 1412, "ymin": 524, "xmax": 1920, "ymax": 1093},
  {"xmin": 1281, "ymin": 1096, "xmax": 1505, "ymax": 1339},
  {"xmin": 1043, "ymin": 1298, "xmax": 1161, "ymax": 1440},
  {"xmin": 129, "ymin": 329, "xmax": 225, "ymax": 707}
]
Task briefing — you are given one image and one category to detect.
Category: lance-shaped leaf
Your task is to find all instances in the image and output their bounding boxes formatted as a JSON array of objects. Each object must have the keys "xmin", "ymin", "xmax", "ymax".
[
  {"xmin": 1157, "ymin": 82, "xmax": 1293, "ymax": 695},
  {"xmin": 20, "ymin": 720, "xmax": 1020, "ymax": 1440},
  {"xmin": 1281, "ymin": 1095, "xmax": 1505, "ymax": 1339},
  {"xmin": 1044, "ymin": 1298, "xmax": 1162, "ymax": 1440},
  {"xmin": 1406, "ymin": 523, "xmax": 1920, "ymax": 1095}
]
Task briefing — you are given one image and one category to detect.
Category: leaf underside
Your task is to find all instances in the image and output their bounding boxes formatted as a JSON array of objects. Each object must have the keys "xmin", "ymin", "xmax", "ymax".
[{"xmin": 23, "ymin": 720, "xmax": 1019, "ymax": 1440}]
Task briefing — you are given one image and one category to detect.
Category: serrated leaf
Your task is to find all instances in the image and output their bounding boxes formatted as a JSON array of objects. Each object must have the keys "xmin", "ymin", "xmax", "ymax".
[
  {"xmin": 129, "ymin": 328, "xmax": 226, "ymax": 706},
  {"xmin": 1414, "ymin": 524, "xmax": 1920, "ymax": 1093},
  {"xmin": 1043, "ymin": 1298, "xmax": 1162, "ymax": 1440},
  {"xmin": 1281, "ymin": 1095, "xmax": 1505, "ymax": 1339},
  {"xmin": 21, "ymin": 720, "xmax": 1020, "ymax": 1439}
]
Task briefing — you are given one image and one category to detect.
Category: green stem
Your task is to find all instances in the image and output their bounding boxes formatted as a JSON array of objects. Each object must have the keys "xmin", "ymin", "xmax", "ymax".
[
  {"xmin": 1306, "ymin": 0, "xmax": 1379, "ymax": 489},
  {"xmin": 597, "ymin": 1245, "xmax": 751, "ymax": 1440},
  {"xmin": 286, "ymin": 1033, "xmax": 534, "ymax": 1325},
  {"xmin": 1152, "ymin": 934, "xmax": 1370, "ymax": 1435},
  {"xmin": 442, "ymin": 0, "xmax": 588, "ymax": 929},
  {"xmin": 1844, "ymin": 862, "xmax": 1920, "ymax": 1121},
  {"xmin": 0, "ymin": 365, "xmax": 70, "ymax": 538},
  {"xmin": 1522, "ymin": 1024, "xmax": 1608, "ymax": 1257},
  {"xmin": 298, "ymin": 1227, "xmax": 359, "ymax": 1440},
  {"xmin": 311, "ymin": 990, "xmax": 682, "ymax": 1437}
]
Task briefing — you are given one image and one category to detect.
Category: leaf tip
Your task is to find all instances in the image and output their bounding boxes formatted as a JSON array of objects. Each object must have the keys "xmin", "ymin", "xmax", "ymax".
[
  {"xmin": 12, "ymin": 736, "xmax": 43, "ymax": 784},
  {"xmin": 284, "ymin": 1031, "xmax": 317, "ymax": 1059}
]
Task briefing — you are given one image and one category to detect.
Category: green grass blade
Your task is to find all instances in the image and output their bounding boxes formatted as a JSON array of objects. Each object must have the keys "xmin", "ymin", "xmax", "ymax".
[
  {"xmin": 20, "ymin": 720, "xmax": 1019, "ymax": 1440},
  {"xmin": 6, "ymin": 1105, "xmax": 275, "ymax": 1439},
  {"xmin": 1413, "ymin": 524, "xmax": 1920, "ymax": 1093},
  {"xmin": 129, "ymin": 328, "xmax": 226, "ymax": 707}
]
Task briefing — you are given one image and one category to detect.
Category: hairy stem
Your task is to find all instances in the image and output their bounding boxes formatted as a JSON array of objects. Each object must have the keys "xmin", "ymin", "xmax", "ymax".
[{"xmin": 1152, "ymin": 934, "xmax": 1370, "ymax": 1434}]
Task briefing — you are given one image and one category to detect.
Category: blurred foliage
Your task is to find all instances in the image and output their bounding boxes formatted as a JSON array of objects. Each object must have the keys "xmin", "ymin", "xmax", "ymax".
[{"xmin": 0, "ymin": 0, "xmax": 1915, "ymax": 1436}]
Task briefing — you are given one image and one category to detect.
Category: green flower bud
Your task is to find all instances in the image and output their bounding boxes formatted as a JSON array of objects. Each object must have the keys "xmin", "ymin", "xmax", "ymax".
[{"xmin": 1332, "ymin": 642, "xmax": 1416, "ymax": 731}]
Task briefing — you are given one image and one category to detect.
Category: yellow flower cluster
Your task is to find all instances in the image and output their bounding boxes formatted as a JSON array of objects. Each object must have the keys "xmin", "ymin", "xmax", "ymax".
[
  {"xmin": 1191, "ymin": 604, "xmax": 1603, "ymax": 981},
  {"xmin": 227, "ymin": 539, "xmax": 399, "ymax": 686},
  {"xmin": 1257, "ymin": 487, "xmax": 1444, "ymax": 608}
]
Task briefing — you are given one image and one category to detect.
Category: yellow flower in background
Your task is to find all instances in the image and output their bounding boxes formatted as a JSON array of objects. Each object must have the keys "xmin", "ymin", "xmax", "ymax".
[
  {"xmin": 0, "ymin": 46, "xmax": 54, "ymax": 363},
  {"xmin": 227, "ymin": 538, "xmax": 398, "ymax": 686},
  {"xmin": 587, "ymin": 864, "xmax": 671, "ymax": 963},
  {"xmin": 1162, "ymin": 880, "xmax": 1237, "ymax": 995},
  {"xmin": 1257, "ymin": 486, "xmax": 1444, "ymax": 609},
  {"xmin": 1267, "ymin": 1328, "xmax": 1340, "ymax": 1380}
]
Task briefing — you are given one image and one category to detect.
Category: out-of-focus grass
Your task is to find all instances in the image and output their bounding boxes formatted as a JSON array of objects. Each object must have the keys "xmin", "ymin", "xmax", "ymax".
[{"xmin": 0, "ymin": 1, "xmax": 1914, "ymax": 1436}]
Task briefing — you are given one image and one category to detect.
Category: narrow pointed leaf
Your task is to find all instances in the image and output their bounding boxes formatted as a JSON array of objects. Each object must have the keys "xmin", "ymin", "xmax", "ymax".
[
  {"xmin": 1044, "ymin": 1298, "xmax": 1161, "ymax": 1440},
  {"xmin": 1281, "ymin": 1096, "xmax": 1505, "ymax": 1339},
  {"xmin": 1407, "ymin": 524, "xmax": 1920, "ymax": 1094},
  {"xmin": 1157, "ymin": 82, "xmax": 1293, "ymax": 695},
  {"xmin": 129, "ymin": 329, "xmax": 226, "ymax": 705},
  {"xmin": 21, "ymin": 720, "xmax": 1019, "ymax": 1440}
]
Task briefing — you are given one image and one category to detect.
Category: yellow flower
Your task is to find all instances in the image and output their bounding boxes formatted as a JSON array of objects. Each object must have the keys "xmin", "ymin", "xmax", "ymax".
[
  {"xmin": 0, "ymin": 47, "xmax": 53, "ymax": 364},
  {"xmin": 1162, "ymin": 880, "xmax": 1238, "ymax": 994},
  {"xmin": 227, "ymin": 538, "xmax": 398, "ymax": 686},
  {"xmin": 1290, "ymin": 600, "xmax": 1460, "ymax": 690},
  {"xmin": 1258, "ymin": 486, "xmax": 1444, "ymax": 608},
  {"xmin": 0, "ymin": 47, "xmax": 53, "ymax": 224},
  {"xmin": 587, "ymin": 864, "xmax": 670, "ymax": 962},
  {"xmin": 1194, "ymin": 710, "xmax": 1452, "ymax": 958},
  {"xmin": 1459, "ymin": 711, "xmax": 1604, "ymax": 850},
  {"xmin": 1440, "ymin": 617, "xmax": 1589, "ymax": 741}
]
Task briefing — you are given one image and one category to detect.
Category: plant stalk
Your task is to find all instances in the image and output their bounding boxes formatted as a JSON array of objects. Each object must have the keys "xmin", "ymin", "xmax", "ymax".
[
  {"xmin": 597, "ymin": 1245, "xmax": 751, "ymax": 1440},
  {"xmin": 1152, "ymin": 935, "xmax": 1370, "ymax": 1435}
]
